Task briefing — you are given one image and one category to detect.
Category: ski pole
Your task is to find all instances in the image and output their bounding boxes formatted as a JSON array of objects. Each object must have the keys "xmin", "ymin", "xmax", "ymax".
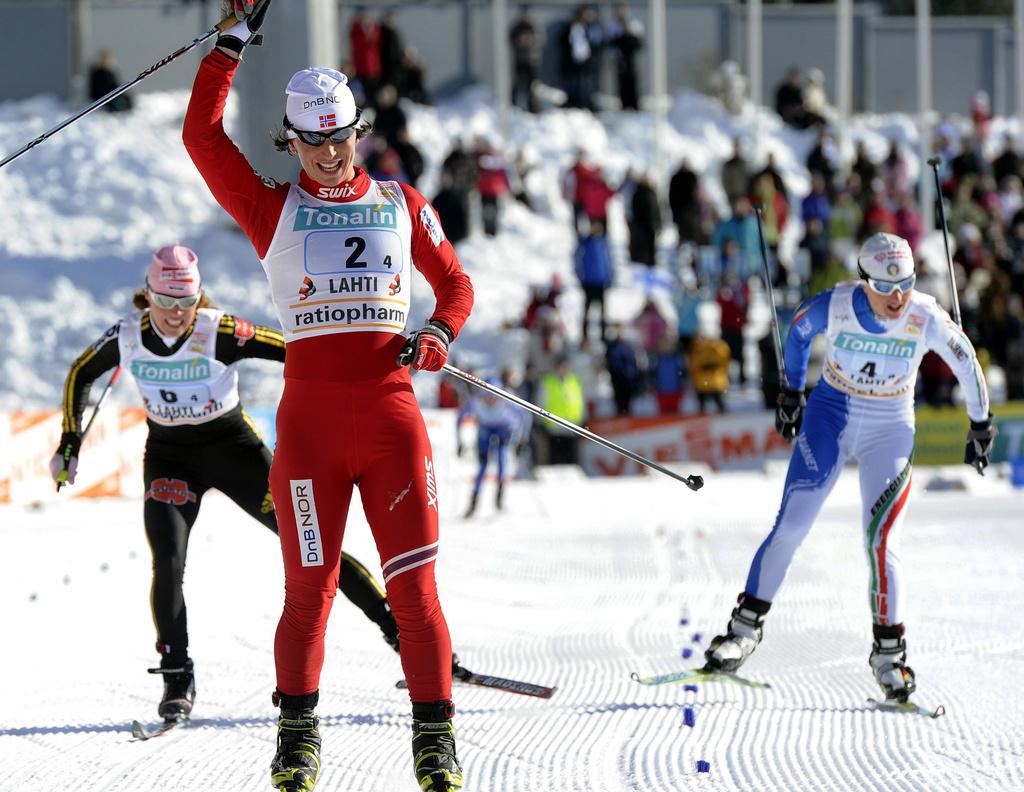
[
  {"xmin": 926, "ymin": 157, "xmax": 964, "ymax": 328},
  {"xmin": 928, "ymin": 157, "xmax": 993, "ymax": 476},
  {"xmin": 0, "ymin": 10, "xmax": 242, "ymax": 170},
  {"xmin": 56, "ymin": 367, "xmax": 122, "ymax": 492},
  {"xmin": 753, "ymin": 204, "xmax": 789, "ymax": 389},
  {"xmin": 441, "ymin": 363, "xmax": 704, "ymax": 491}
]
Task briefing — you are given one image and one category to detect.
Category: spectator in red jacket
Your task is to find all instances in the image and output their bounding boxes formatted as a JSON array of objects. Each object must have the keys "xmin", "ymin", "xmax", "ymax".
[
  {"xmin": 716, "ymin": 270, "xmax": 750, "ymax": 385},
  {"xmin": 563, "ymin": 150, "xmax": 618, "ymax": 236},
  {"xmin": 476, "ymin": 138, "xmax": 512, "ymax": 236},
  {"xmin": 348, "ymin": 8, "xmax": 381, "ymax": 107}
]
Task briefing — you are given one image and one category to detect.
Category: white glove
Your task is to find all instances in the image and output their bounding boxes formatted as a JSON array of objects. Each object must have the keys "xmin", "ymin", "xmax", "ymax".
[{"xmin": 49, "ymin": 451, "xmax": 78, "ymax": 486}]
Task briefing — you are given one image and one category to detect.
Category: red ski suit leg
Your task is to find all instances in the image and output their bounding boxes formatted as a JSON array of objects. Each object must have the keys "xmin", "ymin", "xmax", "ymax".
[{"xmin": 270, "ymin": 371, "xmax": 452, "ymax": 703}]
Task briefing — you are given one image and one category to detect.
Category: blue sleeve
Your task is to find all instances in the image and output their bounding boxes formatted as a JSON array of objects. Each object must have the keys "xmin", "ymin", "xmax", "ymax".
[{"xmin": 782, "ymin": 289, "xmax": 831, "ymax": 390}]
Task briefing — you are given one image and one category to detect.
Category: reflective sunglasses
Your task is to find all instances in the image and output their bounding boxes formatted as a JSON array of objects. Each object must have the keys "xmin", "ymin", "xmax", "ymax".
[
  {"xmin": 148, "ymin": 289, "xmax": 201, "ymax": 310},
  {"xmin": 286, "ymin": 110, "xmax": 362, "ymax": 147},
  {"xmin": 862, "ymin": 273, "xmax": 916, "ymax": 296}
]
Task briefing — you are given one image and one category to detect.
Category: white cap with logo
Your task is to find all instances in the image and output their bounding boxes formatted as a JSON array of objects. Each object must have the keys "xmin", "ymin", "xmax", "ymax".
[
  {"xmin": 284, "ymin": 67, "xmax": 357, "ymax": 134},
  {"xmin": 857, "ymin": 232, "xmax": 914, "ymax": 281}
]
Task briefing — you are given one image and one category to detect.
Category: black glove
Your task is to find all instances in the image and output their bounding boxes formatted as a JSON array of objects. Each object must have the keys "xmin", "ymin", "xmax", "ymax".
[
  {"xmin": 964, "ymin": 416, "xmax": 996, "ymax": 475},
  {"xmin": 774, "ymin": 387, "xmax": 805, "ymax": 441},
  {"xmin": 216, "ymin": 0, "xmax": 273, "ymax": 55},
  {"xmin": 49, "ymin": 432, "xmax": 82, "ymax": 488},
  {"xmin": 397, "ymin": 320, "xmax": 453, "ymax": 371}
]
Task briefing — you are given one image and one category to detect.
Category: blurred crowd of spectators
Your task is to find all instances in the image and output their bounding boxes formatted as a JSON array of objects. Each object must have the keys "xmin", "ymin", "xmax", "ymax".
[
  {"xmin": 435, "ymin": 71, "xmax": 1023, "ymax": 467},
  {"xmin": 509, "ymin": 3, "xmax": 646, "ymax": 113}
]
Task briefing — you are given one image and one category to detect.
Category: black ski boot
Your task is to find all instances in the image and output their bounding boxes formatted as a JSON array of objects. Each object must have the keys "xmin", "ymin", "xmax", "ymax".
[
  {"xmin": 704, "ymin": 593, "xmax": 771, "ymax": 672},
  {"xmin": 869, "ymin": 624, "xmax": 916, "ymax": 702},
  {"xmin": 412, "ymin": 700, "xmax": 463, "ymax": 791},
  {"xmin": 148, "ymin": 657, "xmax": 195, "ymax": 722},
  {"xmin": 381, "ymin": 602, "xmax": 401, "ymax": 653},
  {"xmin": 463, "ymin": 491, "xmax": 478, "ymax": 519},
  {"xmin": 270, "ymin": 690, "xmax": 322, "ymax": 792},
  {"xmin": 495, "ymin": 482, "xmax": 504, "ymax": 511}
]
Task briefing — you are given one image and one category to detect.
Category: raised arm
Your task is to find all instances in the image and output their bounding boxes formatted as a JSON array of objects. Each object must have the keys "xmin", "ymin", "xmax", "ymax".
[{"xmin": 182, "ymin": 50, "xmax": 288, "ymax": 257}]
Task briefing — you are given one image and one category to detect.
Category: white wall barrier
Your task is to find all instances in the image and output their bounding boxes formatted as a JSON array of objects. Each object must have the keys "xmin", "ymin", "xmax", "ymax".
[
  {"xmin": 0, "ymin": 408, "xmax": 457, "ymax": 506},
  {"xmin": 1, "ymin": 408, "xmax": 148, "ymax": 505},
  {"xmin": 579, "ymin": 410, "xmax": 792, "ymax": 475}
]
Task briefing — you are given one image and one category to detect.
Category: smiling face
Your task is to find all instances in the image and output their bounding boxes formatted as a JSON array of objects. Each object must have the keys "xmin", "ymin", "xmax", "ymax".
[
  {"xmin": 863, "ymin": 282, "xmax": 913, "ymax": 320},
  {"xmin": 148, "ymin": 296, "xmax": 199, "ymax": 337},
  {"xmin": 290, "ymin": 134, "xmax": 357, "ymax": 186}
]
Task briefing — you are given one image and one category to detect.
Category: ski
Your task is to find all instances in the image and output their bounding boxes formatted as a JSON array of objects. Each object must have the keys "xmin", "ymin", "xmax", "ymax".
[
  {"xmin": 630, "ymin": 668, "xmax": 772, "ymax": 689},
  {"xmin": 396, "ymin": 665, "xmax": 557, "ymax": 699},
  {"xmin": 866, "ymin": 697, "xmax": 946, "ymax": 719},
  {"xmin": 130, "ymin": 717, "xmax": 187, "ymax": 740}
]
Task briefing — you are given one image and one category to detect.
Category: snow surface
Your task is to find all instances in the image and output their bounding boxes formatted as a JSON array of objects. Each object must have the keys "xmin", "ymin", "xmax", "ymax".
[{"xmin": 2, "ymin": 452, "xmax": 1023, "ymax": 791}]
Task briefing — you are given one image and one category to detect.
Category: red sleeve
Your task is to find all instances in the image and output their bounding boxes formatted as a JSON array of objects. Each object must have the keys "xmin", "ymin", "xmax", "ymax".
[
  {"xmin": 182, "ymin": 50, "xmax": 288, "ymax": 258},
  {"xmin": 400, "ymin": 183, "xmax": 474, "ymax": 339}
]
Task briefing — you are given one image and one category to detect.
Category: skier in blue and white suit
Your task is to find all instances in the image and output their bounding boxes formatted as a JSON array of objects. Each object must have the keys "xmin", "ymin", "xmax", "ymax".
[
  {"xmin": 704, "ymin": 232, "xmax": 996, "ymax": 702},
  {"xmin": 457, "ymin": 380, "xmax": 525, "ymax": 517}
]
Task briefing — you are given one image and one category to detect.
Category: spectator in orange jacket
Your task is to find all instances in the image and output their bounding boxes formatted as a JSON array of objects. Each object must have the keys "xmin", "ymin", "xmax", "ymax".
[{"xmin": 689, "ymin": 331, "xmax": 730, "ymax": 413}]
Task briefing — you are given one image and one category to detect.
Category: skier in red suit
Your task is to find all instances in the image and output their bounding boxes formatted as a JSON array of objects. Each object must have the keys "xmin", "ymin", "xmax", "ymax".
[{"xmin": 183, "ymin": 8, "xmax": 473, "ymax": 791}]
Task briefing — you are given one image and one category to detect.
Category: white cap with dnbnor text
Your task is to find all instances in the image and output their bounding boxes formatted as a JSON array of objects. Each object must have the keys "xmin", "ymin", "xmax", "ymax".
[{"xmin": 284, "ymin": 67, "xmax": 357, "ymax": 133}]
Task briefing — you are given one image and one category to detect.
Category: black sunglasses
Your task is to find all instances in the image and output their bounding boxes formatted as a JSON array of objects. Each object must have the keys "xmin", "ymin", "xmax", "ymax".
[{"xmin": 285, "ymin": 110, "xmax": 362, "ymax": 146}]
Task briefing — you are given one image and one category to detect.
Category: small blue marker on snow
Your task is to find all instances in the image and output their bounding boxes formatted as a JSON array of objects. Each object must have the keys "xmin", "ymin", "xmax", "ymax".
[
  {"xmin": 681, "ymin": 647, "xmax": 693, "ymax": 659},
  {"xmin": 684, "ymin": 684, "xmax": 698, "ymax": 692},
  {"xmin": 679, "ymin": 617, "xmax": 689, "ymax": 625},
  {"xmin": 692, "ymin": 632, "xmax": 702, "ymax": 643},
  {"xmin": 683, "ymin": 707, "xmax": 696, "ymax": 727},
  {"xmin": 696, "ymin": 760, "xmax": 711, "ymax": 773}
]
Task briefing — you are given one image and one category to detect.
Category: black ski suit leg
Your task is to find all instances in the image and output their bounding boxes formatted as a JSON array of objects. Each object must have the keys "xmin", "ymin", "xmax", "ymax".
[
  {"xmin": 209, "ymin": 438, "xmax": 278, "ymax": 533},
  {"xmin": 339, "ymin": 552, "xmax": 399, "ymax": 651},
  {"xmin": 143, "ymin": 457, "xmax": 206, "ymax": 665}
]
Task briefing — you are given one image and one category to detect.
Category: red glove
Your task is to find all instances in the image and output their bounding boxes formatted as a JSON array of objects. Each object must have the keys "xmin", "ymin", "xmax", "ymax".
[
  {"xmin": 217, "ymin": 0, "xmax": 271, "ymax": 54},
  {"xmin": 397, "ymin": 321, "xmax": 452, "ymax": 372},
  {"xmin": 227, "ymin": 0, "xmax": 255, "ymax": 20}
]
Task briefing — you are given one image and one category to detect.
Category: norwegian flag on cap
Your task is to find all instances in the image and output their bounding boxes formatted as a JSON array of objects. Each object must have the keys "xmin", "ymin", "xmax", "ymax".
[
  {"xmin": 147, "ymin": 244, "xmax": 201, "ymax": 297},
  {"xmin": 319, "ymin": 113, "xmax": 336, "ymax": 129}
]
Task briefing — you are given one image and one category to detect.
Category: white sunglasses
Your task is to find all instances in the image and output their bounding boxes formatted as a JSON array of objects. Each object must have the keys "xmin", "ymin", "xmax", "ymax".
[
  {"xmin": 147, "ymin": 288, "xmax": 201, "ymax": 310},
  {"xmin": 863, "ymin": 273, "xmax": 916, "ymax": 296}
]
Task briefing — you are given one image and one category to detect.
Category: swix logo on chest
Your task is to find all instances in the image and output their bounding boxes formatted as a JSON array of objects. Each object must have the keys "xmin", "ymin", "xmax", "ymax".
[
  {"xmin": 424, "ymin": 457, "xmax": 438, "ymax": 511},
  {"xmin": 317, "ymin": 185, "xmax": 357, "ymax": 199}
]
